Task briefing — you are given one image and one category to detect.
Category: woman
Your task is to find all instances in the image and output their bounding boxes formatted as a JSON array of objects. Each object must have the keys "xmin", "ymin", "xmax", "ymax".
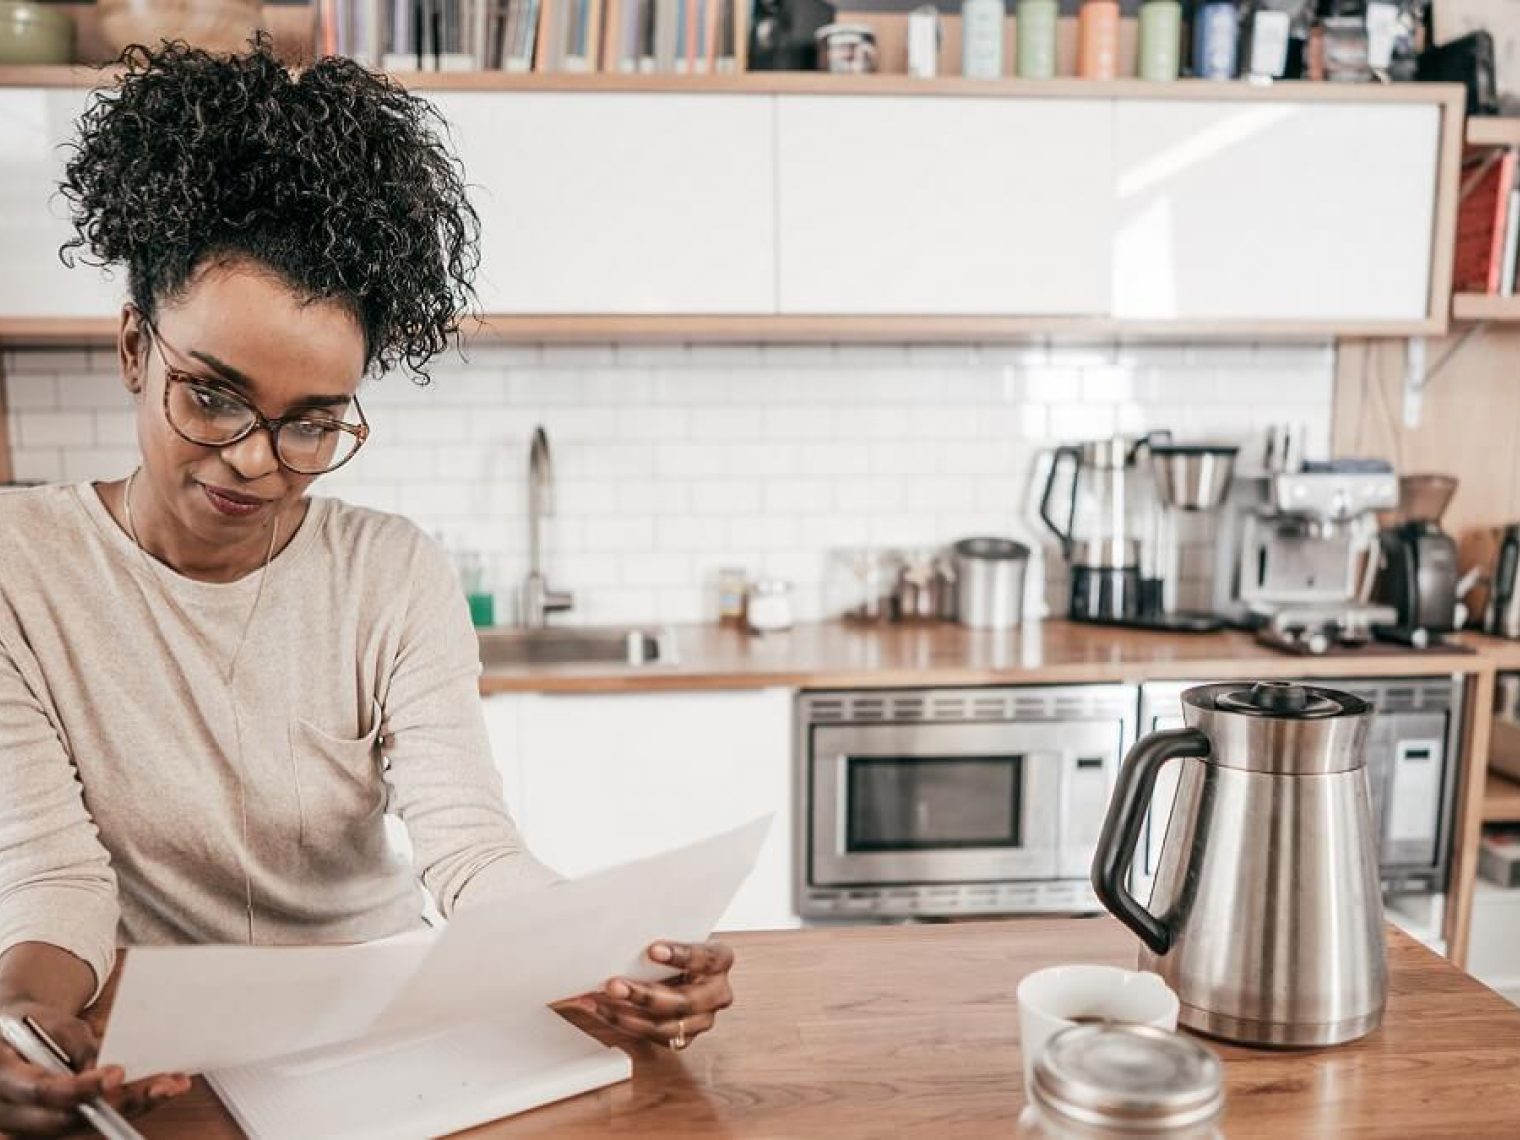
[{"xmin": 0, "ymin": 36, "xmax": 734, "ymax": 1135}]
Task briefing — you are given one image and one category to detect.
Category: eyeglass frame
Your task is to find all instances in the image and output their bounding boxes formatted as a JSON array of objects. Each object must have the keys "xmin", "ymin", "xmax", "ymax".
[{"xmin": 133, "ymin": 307, "xmax": 371, "ymax": 476}]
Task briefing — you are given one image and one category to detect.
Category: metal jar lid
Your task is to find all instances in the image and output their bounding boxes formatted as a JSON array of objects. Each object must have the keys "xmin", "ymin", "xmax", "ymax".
[
  {"xmin": 1032, "ymin": 1024, "xmax": 1224, "ymax": 1133},
  {"xmin": 1182, "ymin": 681, "xmax": 1374, "ymax": 775}
]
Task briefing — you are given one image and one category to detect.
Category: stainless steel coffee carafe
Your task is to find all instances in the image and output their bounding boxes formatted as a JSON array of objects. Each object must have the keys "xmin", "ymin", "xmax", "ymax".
[{"xmin": 1092, "ymin": 681, "xmax": 1386, "ymax": 1048}]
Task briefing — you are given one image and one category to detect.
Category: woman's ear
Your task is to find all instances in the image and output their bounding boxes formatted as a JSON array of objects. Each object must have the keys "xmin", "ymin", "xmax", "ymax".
[{"xmin": 119, "ymin": 304, "xmax": 145, "ymax": 398}]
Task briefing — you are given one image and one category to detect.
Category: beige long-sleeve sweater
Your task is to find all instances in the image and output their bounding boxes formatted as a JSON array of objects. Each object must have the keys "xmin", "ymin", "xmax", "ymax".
[{"xmin": 0, "ymin": 483, "xmax": 554, "ymax": 997}]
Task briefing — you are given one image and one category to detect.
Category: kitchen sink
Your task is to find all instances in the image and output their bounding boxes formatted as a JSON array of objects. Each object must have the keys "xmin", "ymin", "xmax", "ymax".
[{"xmin": 477, "ymin": 626, "xmax": 677, "ymax": 668}]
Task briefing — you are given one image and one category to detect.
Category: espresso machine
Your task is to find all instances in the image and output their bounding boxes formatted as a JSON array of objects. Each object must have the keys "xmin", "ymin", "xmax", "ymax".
[{"xmin": 1213, "ymin": 458, "xmax": 1401, "ymax": 654}]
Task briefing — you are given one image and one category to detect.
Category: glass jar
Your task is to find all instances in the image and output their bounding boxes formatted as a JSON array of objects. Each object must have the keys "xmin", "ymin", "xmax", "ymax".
[
  {"xmin": 747, "ymin": 579, "xmax": 795, "ymax": 633},
  {"xmin": 828, "ymin": 548, "xmax": 896, "ymax": 623}
]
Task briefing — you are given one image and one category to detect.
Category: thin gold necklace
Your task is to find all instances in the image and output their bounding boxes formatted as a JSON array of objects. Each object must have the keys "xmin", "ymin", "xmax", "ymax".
[
  {"xmin": 122, "ymin": 469, "xmax": 280, "ymax": 686},
  {"xmin": 121, "ymin": 468, "xmax": 282, "ymax": 944}
]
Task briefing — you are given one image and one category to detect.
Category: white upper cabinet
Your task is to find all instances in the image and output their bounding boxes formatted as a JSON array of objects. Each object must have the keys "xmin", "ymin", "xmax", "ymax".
[
  {"xmin": 1111, "ymin": 100, "xmax": 1440, "ymax": 323},
  {"xmin": 0, "ymin": 88, "xmax": 124, "ymax": 319},
  {"xmin": 774, "ymin": 95, "xmax": 1115, "ymax": 316},
  {"xmin": 431, "ymin": 91, "xmax": 776, "ymax": 315}
]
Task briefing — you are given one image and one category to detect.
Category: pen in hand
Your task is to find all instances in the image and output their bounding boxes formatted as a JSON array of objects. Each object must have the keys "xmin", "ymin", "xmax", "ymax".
[{"xmin": 0, "ymin": 1014, "xmax": 146, "ymax": 1140}]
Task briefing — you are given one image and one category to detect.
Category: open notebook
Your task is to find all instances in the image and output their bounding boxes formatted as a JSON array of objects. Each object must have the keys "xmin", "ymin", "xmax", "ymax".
[
  {"xmin": 206, "ymin": 1011, "xmax": 630, "ymax": 1140},
  {"xmin": 100, "ymin": 817, "xmax": 771, "ymax": 1137}
]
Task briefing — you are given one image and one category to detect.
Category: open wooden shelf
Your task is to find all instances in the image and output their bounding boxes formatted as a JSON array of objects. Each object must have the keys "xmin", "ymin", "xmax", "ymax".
[
  {"xmin": 1467, "ymin": 117, "xmax": 1520, "ymax": 148},
  {"xmin": 1453, "ymin": 293, "xmax": 1520, "ymax": 322},
  {"xmin": 0, "ymin": 312, "xmax": 1458, "ymax": 350},
  {"xmin": 1484, "ymin": 771, "xmax": 1520, "ymax": 823},
  {"xmin": 0, "ymin": 64, "xmax": 1472, "ymax": 101}
]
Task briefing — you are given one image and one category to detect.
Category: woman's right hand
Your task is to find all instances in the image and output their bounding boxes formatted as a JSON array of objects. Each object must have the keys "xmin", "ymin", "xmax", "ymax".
[{"xmin": 0, "ymin": 997, "xmax": 190, "ymax": 1135}]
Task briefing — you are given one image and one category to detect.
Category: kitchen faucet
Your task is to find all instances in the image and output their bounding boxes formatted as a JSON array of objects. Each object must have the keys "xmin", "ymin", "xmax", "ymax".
[{"xmin": 521, "ymin": 426, "xmax": 573, "ymax": 627}]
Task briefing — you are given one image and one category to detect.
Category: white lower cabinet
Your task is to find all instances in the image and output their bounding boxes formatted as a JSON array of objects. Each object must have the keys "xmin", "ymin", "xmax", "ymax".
[{"xmin": 481, "ymin": 688, "xmax": 797, "ymax": 933}]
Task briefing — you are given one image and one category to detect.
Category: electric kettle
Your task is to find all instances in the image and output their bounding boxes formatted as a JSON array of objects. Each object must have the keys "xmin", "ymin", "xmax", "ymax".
[{"xmin": 1091, "ymin": 681, "xmax": 1386, "ymax": 1048}]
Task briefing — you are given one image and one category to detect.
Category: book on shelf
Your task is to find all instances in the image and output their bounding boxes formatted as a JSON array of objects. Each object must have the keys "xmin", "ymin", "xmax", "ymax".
[{"xmin": 318, "ymin": 0, "xmax": 743, "ymax": 73}]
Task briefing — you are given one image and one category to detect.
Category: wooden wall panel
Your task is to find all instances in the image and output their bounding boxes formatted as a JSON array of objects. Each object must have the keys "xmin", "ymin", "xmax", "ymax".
[{"xmin": 1333, "ymin": 332, "xmax": 1520, "ymax": 593}]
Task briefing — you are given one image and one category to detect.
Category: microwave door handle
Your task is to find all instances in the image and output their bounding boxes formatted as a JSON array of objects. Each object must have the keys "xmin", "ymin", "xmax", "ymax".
[{"xmin": 1091, "ymin": 727, "xmax": 1211, "ymax": 957}]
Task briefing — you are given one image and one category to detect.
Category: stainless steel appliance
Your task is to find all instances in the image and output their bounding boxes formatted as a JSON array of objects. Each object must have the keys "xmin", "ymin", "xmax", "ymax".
[
  {"xmin": 1134, "ymin": 677, "xmax": 1461, "ymax": 900},
  {"xmin": 1483, "ymin": 524, "xmax": 1520, "ymax": 638},
  {"xmin": 795, "ymin": 685, "xmax": 1137, "ymax": 918},
  {"xmin": 1143, "ymin": 441, "xmax": 1238, "ymax": 633},
  {"xmin": 1372, "ymin": 474, "xmax": 1475, "ymax": 647},
  {"xmin": 1040, "ymin": 437, "xmax": 1153, "ymax": 624},
  {"xmin": 953, "ymin": 537, "xmax": 1028, "ymax": 630},
  {"xmin": 1213, "ymin": 463, "xmax": 1401, "ymax": 653},
  {"xmin": 1094, "ymin": 681, "xmax": 1387, "ymax": 1047}
]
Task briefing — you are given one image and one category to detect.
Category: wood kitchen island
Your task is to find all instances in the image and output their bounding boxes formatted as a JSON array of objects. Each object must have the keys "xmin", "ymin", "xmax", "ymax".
[{"xmin": 133, "ymin": 917, "xmax": 1520, "ymax": 1138}]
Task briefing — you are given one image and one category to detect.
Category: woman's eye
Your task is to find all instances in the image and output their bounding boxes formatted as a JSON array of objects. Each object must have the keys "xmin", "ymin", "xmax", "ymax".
[
  {"xmin": 189, "ymin": 384, "xmax": 244, "ymax": 416},
  {"xmin": 289, "ymin": 419, "xmax": 337, "ymax": 440}
]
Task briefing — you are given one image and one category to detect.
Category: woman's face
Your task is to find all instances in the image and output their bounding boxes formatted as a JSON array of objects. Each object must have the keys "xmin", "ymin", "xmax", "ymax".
[{"xmin": 121, "ymin": 261, "xmax": 368, "ymax": 547}]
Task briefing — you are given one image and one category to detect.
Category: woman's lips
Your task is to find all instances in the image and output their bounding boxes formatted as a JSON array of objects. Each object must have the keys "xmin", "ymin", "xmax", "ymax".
[{"xmin": 201, "ymin": 483, "xmax": 267, "ymax": 518}]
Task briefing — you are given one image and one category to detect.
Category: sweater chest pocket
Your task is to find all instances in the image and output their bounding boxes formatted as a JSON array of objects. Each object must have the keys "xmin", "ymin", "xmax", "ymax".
[{"xmin": 289, "ymin": 703, "xmax": 385, "ymax": 848}]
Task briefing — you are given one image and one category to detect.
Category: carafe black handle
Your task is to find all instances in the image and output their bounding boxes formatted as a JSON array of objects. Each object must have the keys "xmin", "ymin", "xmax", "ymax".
[
  {"xmin": 1091, "ymin": 727, "xmax": 1211, "ymax": 957},
  {"xmin": 1038, "ymin": 445, "xmax": 1080, "ymax": 557}
]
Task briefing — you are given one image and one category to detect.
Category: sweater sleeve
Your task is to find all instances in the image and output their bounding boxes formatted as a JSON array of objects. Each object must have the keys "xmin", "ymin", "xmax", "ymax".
[
  {"xmin": 0, "ymin": 643, "xmax": 120, "ymax": 1003},
  {"xmin": 380, "ymin": 535, "xmax": 560, "ymax": 916}
]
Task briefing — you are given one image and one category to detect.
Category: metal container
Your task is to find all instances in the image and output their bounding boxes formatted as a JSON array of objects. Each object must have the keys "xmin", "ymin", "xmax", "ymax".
[
  {"xmin": 1093, "ymin": 681, "xmax": 1386, "ymax": 1048},
  {"xmin": 815, "ymin": 23, "xmax": 878, "ymax": 73},
  {"xmin": 1151, "ymin": 443, "xmax": 1238, "ymax": 512},
  {"xmin": 1027, "ymin": 1024, "xmax": 1224, "ymax": 1137},
  {"xmin": 954, "ymin": 537, "xmax": 1029, "ymax": 629},
  {"xmin": 1485, "ymin": 524, "xmax": 1520, "ymax": 639}
]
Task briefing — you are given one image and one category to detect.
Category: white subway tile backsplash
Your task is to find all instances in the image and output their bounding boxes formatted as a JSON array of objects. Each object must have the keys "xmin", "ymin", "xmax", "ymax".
[
  {"xmin": 93, "ymin": 411, "xmax": 137, "ymax": 447},
  {"xmin": 61, "ymin": 449, "xmax": 135, "ymax": 482},
  {"xmin": 6, "ymin": 374, "xmax": 59, "ymax": 410},
  {"xmin": 18, "ymin": 411, "xmax": 95, "ymax": 448},
  {"xmin": 5, "ymin": 340, "xmax": 1335, "ymax": 622},
  {"xmin": 10, "ymin": 448, "xmax": 63, "ymax": 482}
]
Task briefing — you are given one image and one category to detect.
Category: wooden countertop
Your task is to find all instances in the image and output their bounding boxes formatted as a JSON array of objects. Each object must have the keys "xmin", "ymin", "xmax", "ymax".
[
  {"xmin": 479, "ymin": 619, "xmax": 1490, "ymax": 694},
  {"xmin": 134, "ymin": 917, "xmax": 1520, "ymax": 1138}
]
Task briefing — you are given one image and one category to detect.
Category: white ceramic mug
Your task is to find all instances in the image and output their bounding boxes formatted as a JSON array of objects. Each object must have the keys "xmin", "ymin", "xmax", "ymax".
[{"xmin": 1016, "ymin": 964, "xmax": 1180, "ymax": 1090}]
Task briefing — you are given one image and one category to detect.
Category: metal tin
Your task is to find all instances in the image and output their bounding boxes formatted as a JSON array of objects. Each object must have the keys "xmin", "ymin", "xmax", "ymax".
[
  {"xmin": 815, "ymin": 23, "xmax": 878, "ymax": 74},
  {"xmin": 1031, "ymin": 1024, "xmax": 1224, "ymax": 1133}
]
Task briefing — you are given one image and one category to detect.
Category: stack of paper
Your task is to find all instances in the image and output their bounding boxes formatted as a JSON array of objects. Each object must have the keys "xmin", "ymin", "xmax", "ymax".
[{"xmin": 98, "ymin": 817, "xmax": 770, "ymax": 1138}]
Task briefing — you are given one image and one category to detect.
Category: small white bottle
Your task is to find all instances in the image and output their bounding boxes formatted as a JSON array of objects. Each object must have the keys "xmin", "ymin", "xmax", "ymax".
[{"xmin": 961, "ymin": 0, "xmax": 1006, "ymax": 79}]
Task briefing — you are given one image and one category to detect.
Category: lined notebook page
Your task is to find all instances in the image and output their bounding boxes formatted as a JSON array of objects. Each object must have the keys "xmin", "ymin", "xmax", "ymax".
[{"xmin": 206, "ymin": 1012, "xmax": 631, "ymax": 1140}]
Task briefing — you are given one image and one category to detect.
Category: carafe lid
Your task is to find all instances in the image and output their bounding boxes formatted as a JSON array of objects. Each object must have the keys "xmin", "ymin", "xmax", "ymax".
[
  {"xmin": 1214, "ymin": 681, "xmax": 1345, "ymax": 718},
  {"xmin": 1182, "ymin": 681, "xmax": 1373, "ymax": 775},
  {"xmin": 1032, "ymin": 1024, "xmax": 1225, "ymax": 1131}
]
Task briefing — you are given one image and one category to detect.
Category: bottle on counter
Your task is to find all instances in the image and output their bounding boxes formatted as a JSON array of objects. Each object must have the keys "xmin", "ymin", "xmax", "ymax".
[
  {"xmin": 1138, "ymin": 0, "xmax": 1184, "ymax": 80},
  {"xmin": 1015, "ymin": 0, "xmax": 1059, "ymax": 78},
  {"xmin": 961, "ymin": 0, "xmax": 1006, "ymax": 79},
  {"xmin": 1193, "ymin": 0, "xmax": 1240, "ymax": 79},
  {"xmin": 1077, "ymin": 0, "xmax": 1121, "ymax": 78},
  {"xmin": 1241, "ymin": 0, "xmax": 1293, "ymax": 79}
]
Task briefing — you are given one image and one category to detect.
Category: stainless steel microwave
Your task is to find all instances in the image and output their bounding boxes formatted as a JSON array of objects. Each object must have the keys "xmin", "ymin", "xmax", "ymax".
[
  {"xmin": 795, "ymin": 685, "xmax": 1137, "ymax": 918},
  {"xmin": 1134, "ymin": 677, "xmax": 1462, "ymax": 899}
]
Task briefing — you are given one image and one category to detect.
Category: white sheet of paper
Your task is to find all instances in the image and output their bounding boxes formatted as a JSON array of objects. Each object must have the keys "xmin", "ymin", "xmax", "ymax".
[{"xmin": 99, "ymin": 816, "xmax": 770, "ymax": 1079}]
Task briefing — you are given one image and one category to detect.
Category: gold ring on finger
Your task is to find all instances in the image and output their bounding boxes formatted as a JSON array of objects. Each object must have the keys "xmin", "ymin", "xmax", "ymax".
[{"xmin": 670, "ymin": 1020, "xmax": 687, "ymax": 1051}]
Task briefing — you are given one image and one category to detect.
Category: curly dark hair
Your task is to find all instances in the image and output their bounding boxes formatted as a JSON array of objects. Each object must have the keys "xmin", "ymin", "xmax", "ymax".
[{"xmin": 57, "ymin": 33, "xmax": 481, "ymax": 383}]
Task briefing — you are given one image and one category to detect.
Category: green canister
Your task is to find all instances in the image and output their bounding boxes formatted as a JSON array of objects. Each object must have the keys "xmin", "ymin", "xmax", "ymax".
[
  {"xmin": 1015, "ymin": 0, "xmax": 1058, "ymax": 79},
  {"xmin": 1138, "ymin": 0, "xmax": 1183, "ymax": 80}
]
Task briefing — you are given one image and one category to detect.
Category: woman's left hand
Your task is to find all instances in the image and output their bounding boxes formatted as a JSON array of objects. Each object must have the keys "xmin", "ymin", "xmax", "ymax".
[{"xmin": 565, "ymin": 940, "xmax": 735, "ymax": 1052}]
